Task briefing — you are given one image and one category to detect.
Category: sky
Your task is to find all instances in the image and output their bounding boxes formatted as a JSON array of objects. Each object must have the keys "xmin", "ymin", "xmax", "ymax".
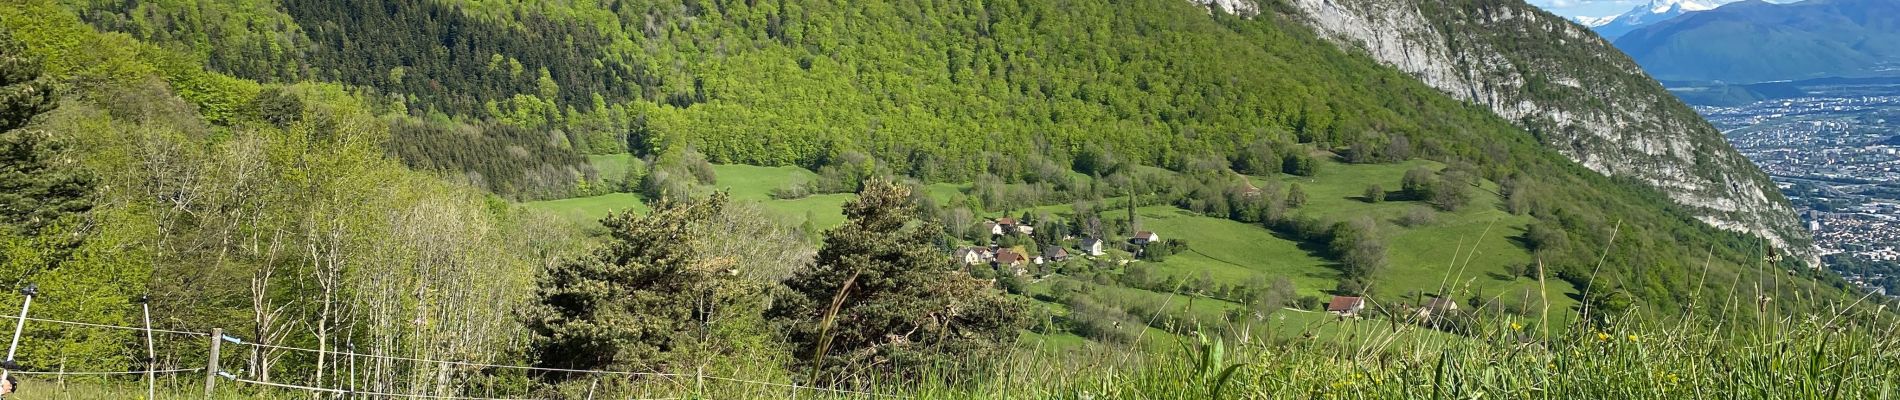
[{"xmin": 1524, "ymin": 0, "xmax": 1741, "ymax": 19}]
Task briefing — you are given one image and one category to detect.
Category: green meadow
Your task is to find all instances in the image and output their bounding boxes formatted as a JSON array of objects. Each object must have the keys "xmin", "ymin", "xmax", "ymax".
[{"xmin": 524, "ymin": 159, "xmax": 855, "ymax": 230}]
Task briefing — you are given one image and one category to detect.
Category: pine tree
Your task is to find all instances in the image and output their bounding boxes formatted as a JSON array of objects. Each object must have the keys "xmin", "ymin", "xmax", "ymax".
[
  {"xmin": 773, "ymin": 179, "xmax": 1028, "ymax": 383},
  {"xmin": 522, "ymin": 193, "xmax": 770, "ymax": 378},
  {"xmin": 0, "ymin": 28, "xmax": 90, "ymax": 237}
]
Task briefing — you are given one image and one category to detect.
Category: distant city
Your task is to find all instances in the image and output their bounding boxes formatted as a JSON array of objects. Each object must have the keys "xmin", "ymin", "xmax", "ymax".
[{"xmin": 1695, "ymin": 94, "xmax": 1900, "ymax": 297}]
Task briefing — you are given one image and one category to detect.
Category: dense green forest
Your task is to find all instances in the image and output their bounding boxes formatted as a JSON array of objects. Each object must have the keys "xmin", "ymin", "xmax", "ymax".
[
  {"xmin": 58, "ymin": 0, "xmax": 1847, "ymax": 316},
  {"xmin": 0, "ymin": 0, "xmax": 1891, "ymax": 398}
]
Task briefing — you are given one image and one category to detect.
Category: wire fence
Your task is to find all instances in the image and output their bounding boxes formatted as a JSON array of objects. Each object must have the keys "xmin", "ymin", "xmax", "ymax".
[
  {"xmin": 9, "ymin": 367, "xmax": 202, "ymax": 376},
  {"xmin": 0, "ymin": 314, "xmax": 896, "ymax": 399}
]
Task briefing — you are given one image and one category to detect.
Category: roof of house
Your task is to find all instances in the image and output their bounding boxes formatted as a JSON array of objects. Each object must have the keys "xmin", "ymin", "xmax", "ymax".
[
  {"xmin": 1326, "ymin": 296, "xmax": 1365, "ymax": 312},
  {"xmin": 1423, "ymin": 297, "xmax": 1458, "ymax": 310},
  {"xmin": 1134, "ymin": 231, "xmax": 1158, "ymax": 239},
  {"xmin": 996, "ymin": 217, "xmax": 1019, "ymax": 225},
  {"xmin": 995, "ymin": 249, "xmax": 1025, "ymax": 263},
  {"xmin": 1081, "ymin": 237, "xmax": 1103, "ymax": 246},
  {"xmin": 1043, "ymin": 246, "xmax": 1069, "ymax": 258}
]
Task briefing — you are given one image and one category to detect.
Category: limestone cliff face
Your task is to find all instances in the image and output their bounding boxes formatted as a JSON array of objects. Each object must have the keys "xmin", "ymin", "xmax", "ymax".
[{"xmin": 1194, "ymin": 0, "xmax": 1814, "ymax": 264}]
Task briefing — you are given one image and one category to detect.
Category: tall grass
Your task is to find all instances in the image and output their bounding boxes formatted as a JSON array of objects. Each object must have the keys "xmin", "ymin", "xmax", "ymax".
[{"xmin": 30, "ymin": 304, "xmax": 1896, "ymax": 399}]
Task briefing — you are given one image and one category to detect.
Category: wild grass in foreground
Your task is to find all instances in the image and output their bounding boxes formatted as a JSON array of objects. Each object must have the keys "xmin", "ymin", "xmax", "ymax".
[{"xmin": 21, "ymin": 303, "xmax": 1897, "ymax": 399}]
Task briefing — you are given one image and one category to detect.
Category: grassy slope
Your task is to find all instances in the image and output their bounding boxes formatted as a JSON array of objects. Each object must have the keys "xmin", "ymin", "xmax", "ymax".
[
  {"xmin": 702, "ymin": 164, "xmax": 854, "ymax": 229},
  {"xmin": 520, "ymin": 193, "xmax": 648, "ymax": 229},
  {"xmin": 532, "ymin": 156, "xmax": 1577, "ymax": 344},
  {"xmin": 1262, "ymin": 159, "xmax": 1583, "ymax": 322},
  {"xmin": 588, "ymin": 153, "xmax": 637, "ymax": 183},
  {"xmin": 1134, "ymin": 206, "xmax": 1338, "ymax": 299},
  {"xmin": 522, "ymin": 161, "xmax": 854, "ymax": 230}
]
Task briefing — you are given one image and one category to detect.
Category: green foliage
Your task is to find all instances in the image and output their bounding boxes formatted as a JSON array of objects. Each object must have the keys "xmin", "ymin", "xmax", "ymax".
[
  {"xmin": 1285, "ymin": 183, "xmax": 1308, "ymax": 209},
  {"xmin": 1281, "ymin": 152, "xmax": 1318, "ymax": 177},
  {"xmin": 249, "ymin": 87, "xmax": 303, "ymax": 128},
  {"xmin": 1363, "ymin": 184, "xmax": 1385, "ymax": 203},
  {"xmin": 1400, "ymin": 166, "xmax": 1436, "ymax": 201},
  {"xmin": 0, "ymin": 27, "xmax": 89, "ymax": 238},
  {"xmin": 385, "ymin": 117, "xmax": 598, "ymax": 200},
  {"xmin": 1329, "ymin": 217, "xmax": 1387, "ymax": 284},
  {"xmin": 1524, "ymin": 220, "xmax": 1568, "ymax": 255},
  {"xmin": 523, "ymin": 193, "xmax": 772, "ymax": 377},
  {"xmin": 772, "ymin": 180, "xmax": 1028, "ymax": 383}
]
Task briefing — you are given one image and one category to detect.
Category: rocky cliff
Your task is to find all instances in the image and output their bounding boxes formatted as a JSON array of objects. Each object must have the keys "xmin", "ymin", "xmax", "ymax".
[{"xmin": 1248, "ymin": 0, "xmax": 1812, "ymax": 264}]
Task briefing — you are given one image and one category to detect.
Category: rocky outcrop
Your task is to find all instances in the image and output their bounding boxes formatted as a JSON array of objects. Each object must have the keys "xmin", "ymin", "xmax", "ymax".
[
  {"xmin": 1264, "ymin": 0, "xmax": 1813, "ymax": 265},
  {"xmin": 1191, "ymin": 0, "xmax": 1260, "ymax": 16}
]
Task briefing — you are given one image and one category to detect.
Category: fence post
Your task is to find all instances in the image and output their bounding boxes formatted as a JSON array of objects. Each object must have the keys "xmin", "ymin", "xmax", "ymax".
[
  {"xmin": 695, "ymin": 365, "xmax": 705, "ymax": 396},
  {"xmin": 204, "ymin": 328, "xmax": 221, "ymax": 399},
  {"xmin": 141, "ymin": 297, "xmax": 156, "ymax": 400},
  {"xmin": 3, "ymin": 284, "xmax": 38, "ymax": 384}
]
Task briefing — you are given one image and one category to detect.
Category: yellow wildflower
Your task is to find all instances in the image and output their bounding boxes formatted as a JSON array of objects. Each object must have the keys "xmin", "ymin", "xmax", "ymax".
[
  {"xmin": 1596, "ymin": 332, "xmax": 1610, "ymax": 342},
  {"xmin": 1511, "ymin": 321, "xmax": 1523, "ymax": 331},
  {"xmin": 1627, "ymin": 334, "xmax": 1640, "ymax": 342}
]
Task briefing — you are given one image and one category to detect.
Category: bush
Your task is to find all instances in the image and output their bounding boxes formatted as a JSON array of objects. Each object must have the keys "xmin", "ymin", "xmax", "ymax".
[
  {"xmin": 1281, "ymin": 151, "xmax": 1317, "ymax": 176},
  {"xmin": 769, "ymin": 178, "xmax": 814, "ymax": 200},
  {"xmin": 1397, "ymin": 207, "xmax": 1437, "ymax": 227},
  {"xmin": 1401, "ymin": 167, "xmax": 1437, "ymax": 200},
  {"xmin": 1286, "ymin": 184, "xmax": 1308, "ymax": 208},
  {"xmin": 1364, "ymin": 184, "xmax": 1385, "ymax": 203},
  {"xmin": 1330, "ymin": 217, "xmax": 1387, "ymax": 281},
  {"xmin": 1429, "ymin": 181, "xmax": 1471, "ymax": 211}
]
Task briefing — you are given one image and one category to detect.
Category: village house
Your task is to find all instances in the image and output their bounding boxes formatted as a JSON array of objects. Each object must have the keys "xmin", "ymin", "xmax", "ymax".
[
  {"xmin": 1415, "ymin": 297, "xmax": 1459, "ymax": 319},
  {"xmin": 1079, "ymin": 238, "xmax": 1106, "ymax": 256},
  {"xmin": 983, "ymin": 217, "xmax": 1036, "ymax": 237},
  {"xmin": 1131, "ymin": 231, "xmax": 1161, "ymax": 245},
  {"xmin": 953, "ymin": 247, "xmax": 994, "ymax": 265},
  {"xmin": 994, "ymin": 249, "xmax": 1027, "ymax": 268},
  {"xmin": 1326, "ymin": 296, "xmax": 1366, "ymax": 317},
  {"xmin": 982, "ymin": 221, "xmax": 1005, "ymax": 236},
  {"xmin": 1042, "ymin": 246, "xmax": 1070, "ymax": 263}
]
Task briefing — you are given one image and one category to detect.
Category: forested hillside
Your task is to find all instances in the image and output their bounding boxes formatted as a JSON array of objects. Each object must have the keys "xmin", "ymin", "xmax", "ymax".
[
  {"xmin": 0, "ymin": 0, "xmax": 1890, "ymax": 398},
  {"xmin": 58, "ymin": 0, "xmax": 1842, "ymax": 316}
]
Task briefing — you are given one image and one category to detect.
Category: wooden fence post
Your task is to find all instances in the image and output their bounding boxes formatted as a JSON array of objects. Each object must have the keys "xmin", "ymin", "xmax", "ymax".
[{"xmin": 204, "ymin": 328, "xmax": 221, "ymax": 399}]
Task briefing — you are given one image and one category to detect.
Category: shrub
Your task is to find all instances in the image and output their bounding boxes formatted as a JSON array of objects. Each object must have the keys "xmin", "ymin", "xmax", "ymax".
[
  {"xmin": 1397, "ymin": 207, "xmax": 1437, "ymax": 227},
  {"xmin": 769, "ymin": 178, "xmax": 815, "ymax": 200},
  {"xmin": 1364, "ymin": 184, "xmax": 1386, "ymax": 203},
  {"xmin": 1401, "ymin": 167, "xmax": 1437, "ymax": 200}
]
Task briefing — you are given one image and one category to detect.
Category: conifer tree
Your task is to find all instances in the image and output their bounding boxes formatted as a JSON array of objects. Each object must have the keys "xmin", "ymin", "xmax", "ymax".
[
  {"xmin": 522, "ymin": 193, "xmax": 770, "ymax": 378},
  {"xmin": 0, "ymin": 28, "xmax": 89, "ymax": 237},
  {"xmin": 773, "ymin": 180, "xmax": 1028, "ymax": 382}
]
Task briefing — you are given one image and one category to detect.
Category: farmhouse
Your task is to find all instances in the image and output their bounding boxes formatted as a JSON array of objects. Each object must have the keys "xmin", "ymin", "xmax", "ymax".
[
  {"xmin": 1415, "ymin": 297, "xmax": 1459, "ymax": 319},
  {"xmin": 1042, "ymin": 246, "xmax": 1070, "ymax": 262},
  {"xmin": 994, "ymin": 249, "xmax": 1027, "ymax": 268},
  {"xmin": 953, "ymin": 247, "xmax": 994, "ymax": 265},
  {"xmin": 1326, "ymin": 296, "xmax": 1366, "ymax": 317},
  {"xmin": 983, "ymin": 217, "xmax": 1035, "ymax": 236},
  {"xmin": 1131, "ymin": 231, "xmax": 1161, "ymax": 245},
  {"xmin": 1079, "ymin": 238, "xmax": 1106, "ymax": 256}
]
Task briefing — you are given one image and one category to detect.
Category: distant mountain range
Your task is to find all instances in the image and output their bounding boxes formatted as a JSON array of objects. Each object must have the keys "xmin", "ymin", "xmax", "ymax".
[
  {"xmin": 1575, "ymin": 0, "xmax": 1720, "ymax": 40},
  {"xmin": 1613, "ymin": 0, "xmax": 1900, "ymax": 83}
]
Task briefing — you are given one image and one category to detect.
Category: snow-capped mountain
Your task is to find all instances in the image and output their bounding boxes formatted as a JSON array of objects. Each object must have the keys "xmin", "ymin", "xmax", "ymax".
[
  {"xmin": 1573, "ymin": 15, "xmax": 1616, "ymax": 28},
  {"xmin": 1586, "ymin": 0, "xmax": 1720, "ymax": 39}
]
